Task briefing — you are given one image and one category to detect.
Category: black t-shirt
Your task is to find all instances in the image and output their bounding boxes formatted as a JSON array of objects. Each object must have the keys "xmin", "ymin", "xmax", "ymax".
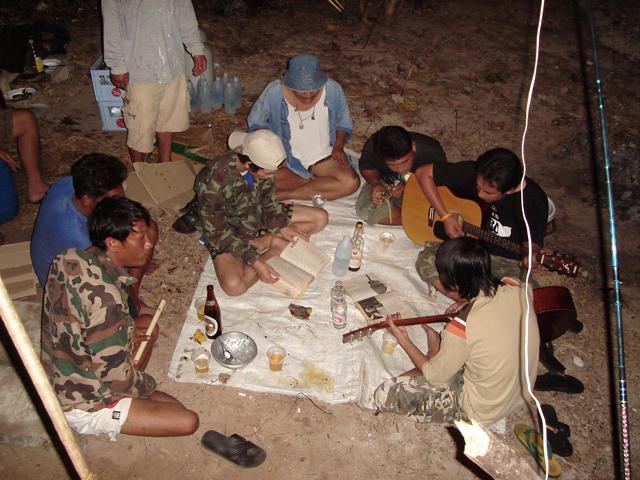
[
  {"xmin": 433, "ymin": 161, "xmax": 548, "ymax": 259},
  {"xmin": 359, "ymin": 132, "xmax": 447, "ymax": 185}
]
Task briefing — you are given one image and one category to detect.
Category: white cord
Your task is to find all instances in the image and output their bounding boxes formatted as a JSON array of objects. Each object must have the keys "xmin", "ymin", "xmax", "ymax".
[{"xmin": 520, "ymin": 0, "xmax": 549, "ymax": 478}]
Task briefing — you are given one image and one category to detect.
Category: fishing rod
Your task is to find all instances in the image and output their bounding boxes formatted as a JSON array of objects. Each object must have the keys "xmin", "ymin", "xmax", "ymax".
[{"xmin": 587, "ymin": 1, "xmax": 631, "ymax": 478}]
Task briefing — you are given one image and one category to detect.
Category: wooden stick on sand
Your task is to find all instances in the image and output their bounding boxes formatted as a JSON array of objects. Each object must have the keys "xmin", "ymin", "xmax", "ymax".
[{"xmin": 133, "ymin": 299, "xmax": 166, "ymax": 363}]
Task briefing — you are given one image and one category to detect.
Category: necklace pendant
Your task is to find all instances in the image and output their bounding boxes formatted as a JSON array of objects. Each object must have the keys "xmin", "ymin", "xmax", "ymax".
[{"xmin": 299, "ymin": 123, "xmax": 304, "ymax": 130}]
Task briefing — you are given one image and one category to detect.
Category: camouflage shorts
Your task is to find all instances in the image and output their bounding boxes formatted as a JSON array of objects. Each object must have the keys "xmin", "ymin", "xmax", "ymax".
[
  {"xmin": 415, "ymin": 242, "xmax": 538, "ymax": 288},
  {"xmin": 373, "ymin": 372, "xmax": 466, "ymax": 424}
]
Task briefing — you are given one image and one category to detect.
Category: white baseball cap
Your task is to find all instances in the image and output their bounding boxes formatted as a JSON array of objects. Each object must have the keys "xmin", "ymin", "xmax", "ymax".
[{"xmin": 228, "ymin": 130, "xmax": 286, "ymax": 171}]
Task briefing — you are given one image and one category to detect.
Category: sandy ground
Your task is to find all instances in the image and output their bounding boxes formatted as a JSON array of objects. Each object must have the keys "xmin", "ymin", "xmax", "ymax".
[{"xmin": 0, "ymin": 0, "xmax": 639, "ymax": 478}]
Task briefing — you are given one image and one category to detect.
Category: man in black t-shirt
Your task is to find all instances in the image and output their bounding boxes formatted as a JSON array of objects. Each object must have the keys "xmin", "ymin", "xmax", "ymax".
[
  {"xmin": 356, "ymin": 126, "xmax": 446, "ymax": 225},
  {"xmin": 415, "ymin": 148, "xmax": 548, "ymax": 291}
]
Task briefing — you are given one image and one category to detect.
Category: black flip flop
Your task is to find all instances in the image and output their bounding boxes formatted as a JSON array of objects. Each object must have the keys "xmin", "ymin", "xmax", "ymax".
[
  {"xmin": 535, "ymin": 372, "xmax": 585, "ymax": 394},
  {"xmin": 537, "ymin": 404, "xmax": 573, "ymax": 457},
  {"xmin": 201, "ymin": 430, "xmax": 266, "ymax": 467}
]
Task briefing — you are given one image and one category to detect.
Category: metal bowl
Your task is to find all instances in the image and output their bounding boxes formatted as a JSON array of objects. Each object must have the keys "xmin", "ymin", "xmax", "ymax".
[{"xmin": 211, "ymin": 331, "xmax": 258, "ymax": 369}]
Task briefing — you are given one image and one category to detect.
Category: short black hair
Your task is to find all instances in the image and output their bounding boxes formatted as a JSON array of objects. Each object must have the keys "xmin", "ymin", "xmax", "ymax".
[
  {"xmin": 372, "ymin": 126, "xmax": 413, "ymax": 161},
  {"xmin": 89, "ymin": 197, "xmax": 151, "ymax": 251},
  {"xmin": 435, "ymin": 238, "xmax": 500, "ymax": 300},
  {"xmin": 71, "ymin": 153, "xmax": 128, "ymax": 199},
  {"xmin": 236, "ymin": 152, "xmax": 264, "ymax": 173},
  {"xmin": 476, "ymin": 148, "xmax": 523, "ymax": 193}
]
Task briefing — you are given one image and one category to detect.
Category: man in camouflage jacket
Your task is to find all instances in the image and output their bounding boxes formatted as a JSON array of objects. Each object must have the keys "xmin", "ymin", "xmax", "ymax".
[
  {"xmin": 196, "ymin": 130, "xmax": 328, "ymax": 296},
  {"xmin": 41, "ymin": 196, "xmax": 198, "ymax": 438}
]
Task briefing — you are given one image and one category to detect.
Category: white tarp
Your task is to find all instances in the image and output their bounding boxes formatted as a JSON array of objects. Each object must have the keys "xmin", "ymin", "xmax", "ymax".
[{"xmin": 168, "ymin": 191, "xmax": 451, "ymax": 409}]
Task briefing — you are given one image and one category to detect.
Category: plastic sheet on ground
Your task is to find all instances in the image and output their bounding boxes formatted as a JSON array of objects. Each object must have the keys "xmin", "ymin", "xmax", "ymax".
[{"xmin": 168, "ymin": 190, "xmax": 451, "ymax": 409}]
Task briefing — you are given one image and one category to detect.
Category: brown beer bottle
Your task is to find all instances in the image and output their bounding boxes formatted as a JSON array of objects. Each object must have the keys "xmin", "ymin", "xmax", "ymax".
[{"xmin": 204, "ymin": 284, "xmax": 222, "ymax": 339}]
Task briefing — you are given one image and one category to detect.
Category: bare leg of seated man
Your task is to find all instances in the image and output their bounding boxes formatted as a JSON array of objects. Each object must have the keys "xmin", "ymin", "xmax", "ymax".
[
  {"xmin": 276, "ymin": 157, "xmax": 360, "ymax": 201},
  {"xmin": 120, "ymin": 391, "xmax": 199, "ymax": 437},
  {"xmin": 214, "ymin": 205, "xmax": 328, "ymax": 296},
  {"xmin": 11, "ymin": 109, "xmax": 49, "ymax": 202}
]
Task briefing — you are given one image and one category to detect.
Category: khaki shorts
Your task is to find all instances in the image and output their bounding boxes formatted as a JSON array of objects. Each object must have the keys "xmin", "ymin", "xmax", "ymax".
[
  {"xmin": 0, "ymin": 108, "xmax": 13, "ymax": 148},
  {"xmin": 64, "ymin": 397, "xmax": 132, "ymax": 441},
  {"xmin": 123, "ymin": 74, "xmax": 189, "ymax": 153}
]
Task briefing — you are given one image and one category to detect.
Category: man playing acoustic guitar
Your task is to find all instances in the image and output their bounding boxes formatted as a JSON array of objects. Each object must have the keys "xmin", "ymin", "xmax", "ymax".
[
  {"xmin": 374, "ymin": 238, "xmax": 540, "ymax": 426},
  {"xmin": 413, "ymin": 147, "xmax": 549, "ymax": 291}
]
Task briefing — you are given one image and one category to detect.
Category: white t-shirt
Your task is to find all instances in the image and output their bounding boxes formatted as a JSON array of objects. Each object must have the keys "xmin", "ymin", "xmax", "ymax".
[{"xmin": 287, "ymin": 88, "xmax": 332, "ymax": 168}]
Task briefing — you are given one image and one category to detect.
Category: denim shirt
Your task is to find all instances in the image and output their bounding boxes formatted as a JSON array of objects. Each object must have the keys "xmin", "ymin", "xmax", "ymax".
[{"xmin": 247, "ymin": 79, "xmax": 353, "ymax": 179}]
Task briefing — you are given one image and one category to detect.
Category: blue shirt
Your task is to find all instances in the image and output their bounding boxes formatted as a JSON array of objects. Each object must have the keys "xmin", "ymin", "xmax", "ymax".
[
  {"xmin": 247, "ymin": 79, "xmax": 353, "ymax": 179},
  {"xmin": 0, "ymin": 160, "xmax": 18, "ymax": 224},
  {"xmin": 31, "ymin": 177, "xmax": 91, "ymax": 286}
]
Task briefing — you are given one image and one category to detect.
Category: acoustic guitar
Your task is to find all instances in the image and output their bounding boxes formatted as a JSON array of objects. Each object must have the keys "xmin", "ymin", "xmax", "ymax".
[
  {"xmin": 401, "ymin": 175, "xmax": 579, "ymax": 277},
  {"xmin": 342, "ymin": 286, "xmax": 577, "ymax": 345}
]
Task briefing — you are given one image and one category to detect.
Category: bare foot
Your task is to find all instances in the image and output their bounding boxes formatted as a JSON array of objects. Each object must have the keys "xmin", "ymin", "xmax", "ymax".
[{"xmin": 28, "ymin": 181, "xmax": 49, "ymax": 203}]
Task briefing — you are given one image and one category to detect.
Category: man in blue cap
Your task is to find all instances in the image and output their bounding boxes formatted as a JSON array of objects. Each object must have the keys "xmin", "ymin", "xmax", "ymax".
[{"xmin": 248, "ymin": 54, "xmax": 360, "ymax": 201}]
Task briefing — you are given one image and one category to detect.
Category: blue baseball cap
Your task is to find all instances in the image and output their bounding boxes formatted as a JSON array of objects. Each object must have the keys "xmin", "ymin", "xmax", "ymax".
[{"xmin": 282, "ymin": 54, "xmax": 328, "ymax": 92}]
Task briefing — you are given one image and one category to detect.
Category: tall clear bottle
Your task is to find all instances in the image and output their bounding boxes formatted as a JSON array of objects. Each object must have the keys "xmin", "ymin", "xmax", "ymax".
[
  {"xmin": 187, "ymin": 79, "xmax": 197, "ymax": 112},
  {"xmin": 348, "ymin": 221, "xmax": 365, "ymax": 272},
  {"xmin": 332, "ymin": 235, "xmax": 352, "ymax": 277},
  {"xmin": 197, "ymin": 77, "xmax": 212, "ymax": 113},
  {"xmin": 210, "ymin": 77, "xmax": 224, "ymax": 111},
  {"xmin": 331, "ymin": 281, "xmax": 347, "ymax": 329},
  {"xmin": 231, "ymin": 76, "xmax": 242, "ymax": 111},
  {"xmin": 223, "ymin": 79, "xmax": 237, "ymax": 114},
  {"xmin": 204, "ymin": 284, "xmax": 222, "ymax": 339}
]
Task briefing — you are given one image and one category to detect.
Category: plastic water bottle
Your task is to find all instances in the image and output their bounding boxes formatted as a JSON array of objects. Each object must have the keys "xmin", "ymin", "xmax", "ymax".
[
  {"xmin": 197, "ymin": 77, "xmax": 212, "ymax": 113},
  {"xmin": 187, "ymin": 79, "xmax": 197, "ymax": 112},
  {"xmin": 332, "ymin": 235, "xmax": 351, "ymax": 277},
  {"xmin": 232, "ymin": 76, "xmax": 242, "ymax": 110},
  {"xmin": 331, "ymin": 281, "xmax": 348, "ymax": 329},
  {"xmin": 223, "ymin": 79, "xmax": 237, "ymax": 114},
  {"xmin": 211, "ymin": 77, "xmax": 224, "ymax": 110}
]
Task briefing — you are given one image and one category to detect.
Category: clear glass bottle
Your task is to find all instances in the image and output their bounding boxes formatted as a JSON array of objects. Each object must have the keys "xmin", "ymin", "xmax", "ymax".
[
  {"xmin": 331, "ymin": 281, "xmax": 347, "ymax": 329},
  {"xmin": 348, "ymin": 221, "xmax": 365, "ymax": 272}
]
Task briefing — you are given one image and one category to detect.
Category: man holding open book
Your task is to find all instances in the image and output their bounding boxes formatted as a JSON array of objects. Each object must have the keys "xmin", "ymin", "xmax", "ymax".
[{"xmin": 196, "ymin": 130, "xmax": 328, "ymax": 296}]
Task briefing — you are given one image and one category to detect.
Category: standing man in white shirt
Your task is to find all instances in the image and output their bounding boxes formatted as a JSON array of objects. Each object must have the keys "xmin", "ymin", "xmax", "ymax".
[{"xmin": 102, "ymin": 0, "xmax": 207, "ymax": 163}]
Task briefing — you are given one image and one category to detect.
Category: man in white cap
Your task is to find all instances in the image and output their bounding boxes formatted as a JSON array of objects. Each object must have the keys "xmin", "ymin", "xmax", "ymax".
[{"xmin": 195, "ymin": 130, "xmax": 328, "ymax": 296}]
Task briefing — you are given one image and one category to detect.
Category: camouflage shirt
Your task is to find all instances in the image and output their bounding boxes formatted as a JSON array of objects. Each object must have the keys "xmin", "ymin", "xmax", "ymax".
[
  {"xmin": 195, "ymin": 151, "xmax": 290, "ymax": 265},
  {"xmin": 41, "ymin": 247, "xmax": 156, "ymax": 412}
]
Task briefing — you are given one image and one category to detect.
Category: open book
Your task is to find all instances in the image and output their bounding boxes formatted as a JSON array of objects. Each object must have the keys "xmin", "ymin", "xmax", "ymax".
[
  {"xmin": 262, "ymin": 239, "xmax": 330, "ymax": 298},
  {"xmin": 342, "ymin": 273, "xmax": 416, "ymax": 324}
]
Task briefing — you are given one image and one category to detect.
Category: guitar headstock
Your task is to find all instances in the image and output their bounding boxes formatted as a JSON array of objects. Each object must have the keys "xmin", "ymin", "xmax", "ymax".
[
  {"xmin": 342, "ymin": 327, "xmax": 375, "ymax": 344},
  {"xmin": 540, "ymin": 252, "xmax": 580, "ymax": 277}
]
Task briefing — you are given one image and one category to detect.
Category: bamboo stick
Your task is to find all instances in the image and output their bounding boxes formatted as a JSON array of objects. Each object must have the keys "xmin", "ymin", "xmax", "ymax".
[
  {"xmin": 133, "ymin": 299, "xmax": 166, "ymax": 363},
  {"xmin": 0, "ymin": 275, "xmax": 96, "ymax": 479}
]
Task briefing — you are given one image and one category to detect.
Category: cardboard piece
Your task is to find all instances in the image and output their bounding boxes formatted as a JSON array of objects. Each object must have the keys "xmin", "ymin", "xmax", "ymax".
[
  {"xmin": 124, "ymin": 159, "xmax": 198, "ymax": 214},
  {"xmin": 0, "ymin": 242, "xmax": 37, "ymax": 300}
]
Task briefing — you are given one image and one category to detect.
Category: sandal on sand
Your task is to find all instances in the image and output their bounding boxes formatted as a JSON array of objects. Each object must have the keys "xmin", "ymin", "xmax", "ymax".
[
  {"xmin": 535, "ymin": 372, "xmax": 584, "ymax": 394},
  {"xmin": 201, "ymin": 430, "xmax": 266, "ymax": 467},
  {"xmin": 514, "ymin": 424, "xmax": 562, "ymax": 477},
  {"xmin": 538, "ymin": 404, "xmax": 573, "ymax": 457}
]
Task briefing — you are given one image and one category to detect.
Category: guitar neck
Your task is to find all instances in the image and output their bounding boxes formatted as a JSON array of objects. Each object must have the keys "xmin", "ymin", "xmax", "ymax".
[
  {"xmin": 342, "ymin": 314, "xmax": 452, "ymax": 343},
  {"xmin": 462, "ymin": 222, "xmax": 528, "ymax": 257}
]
